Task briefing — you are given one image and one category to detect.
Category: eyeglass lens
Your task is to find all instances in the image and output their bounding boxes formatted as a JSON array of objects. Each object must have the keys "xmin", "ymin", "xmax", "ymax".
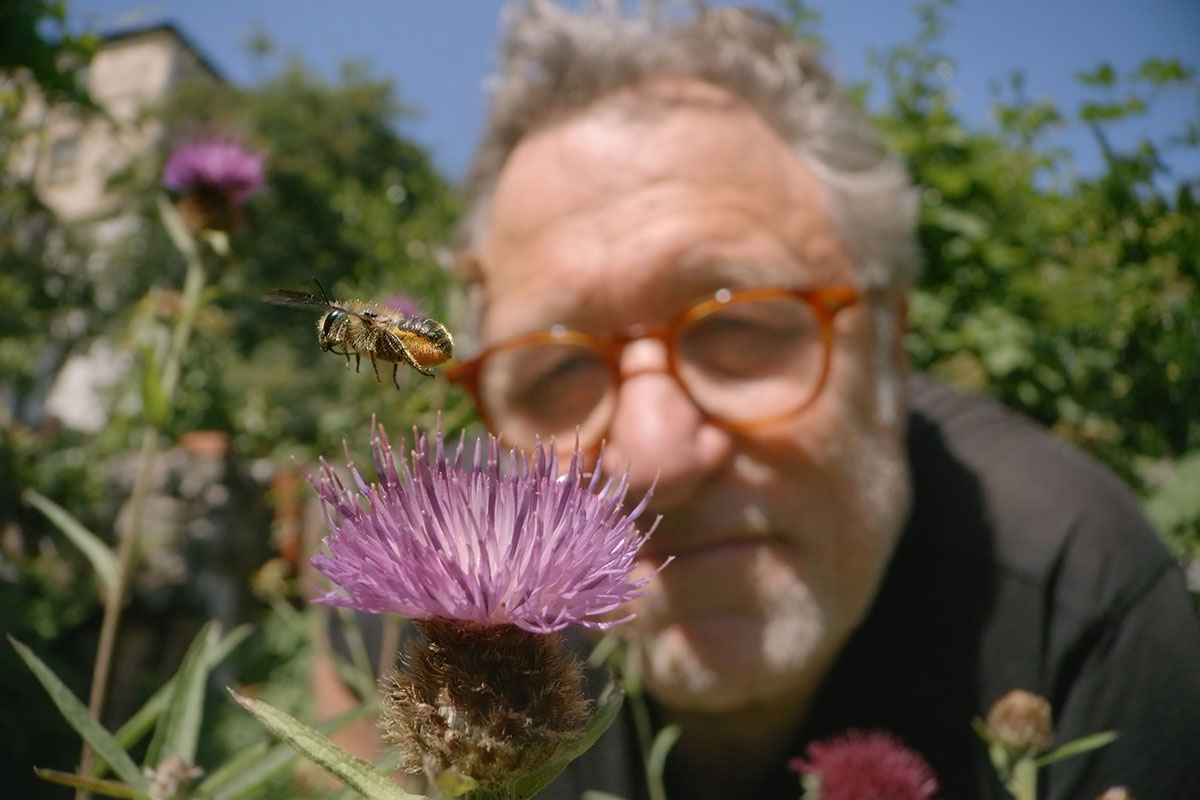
[{"xmin": 476, "ymin": 293, "xmax": 825, "ymax": 449}]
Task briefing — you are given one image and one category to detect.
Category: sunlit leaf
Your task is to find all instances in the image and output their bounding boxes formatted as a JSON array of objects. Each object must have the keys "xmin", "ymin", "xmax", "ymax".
[
  {"xmin": 198, "ymin": 705, "xmax": 371, "ymax": 800},
  {"xmin": 229, "ymin": 689, "xmax": 422, "ymax": 800}
]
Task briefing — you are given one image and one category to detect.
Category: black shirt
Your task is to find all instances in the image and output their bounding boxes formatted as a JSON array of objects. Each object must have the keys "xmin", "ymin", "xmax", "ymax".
[{"xmin": 543, "ymin": 375, "xmax": 1200, "ymax": 799}]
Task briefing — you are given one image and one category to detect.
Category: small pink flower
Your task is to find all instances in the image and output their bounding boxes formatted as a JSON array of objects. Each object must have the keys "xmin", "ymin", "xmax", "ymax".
[
  {"xmin": 790, "ymin": 729, "xmax": 939, "ymax": 800},
  {"xmin": 309, "ymin": 423, "xmax": 659, "ymax": 632}
]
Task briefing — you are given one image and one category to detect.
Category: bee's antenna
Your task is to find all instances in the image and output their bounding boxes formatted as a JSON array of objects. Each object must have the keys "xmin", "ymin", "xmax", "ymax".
[{"xmin": 313, "ymin": 278, "xmax": 333, "ymax": 303}]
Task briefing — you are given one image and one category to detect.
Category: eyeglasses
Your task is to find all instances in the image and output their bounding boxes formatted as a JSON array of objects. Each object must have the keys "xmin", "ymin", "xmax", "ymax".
[{"xmin": 445, "ymin": 285, "xmax": 861, "ymax": 452}]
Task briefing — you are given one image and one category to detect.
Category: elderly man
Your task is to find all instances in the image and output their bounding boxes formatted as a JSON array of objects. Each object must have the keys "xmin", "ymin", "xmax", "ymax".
[{"xmin": 432, "ymin": 3, "xmax": 1200, "ymax": 798}]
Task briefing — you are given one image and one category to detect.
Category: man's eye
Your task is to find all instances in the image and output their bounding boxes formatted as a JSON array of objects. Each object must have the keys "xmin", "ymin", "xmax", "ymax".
[
  {"xmin": 503, "ymin": 345, "xmax": 610, "ymax": 425},
  {"xmin": 680, "ymin": 305, "xmax": 813, "ymax": 377}
]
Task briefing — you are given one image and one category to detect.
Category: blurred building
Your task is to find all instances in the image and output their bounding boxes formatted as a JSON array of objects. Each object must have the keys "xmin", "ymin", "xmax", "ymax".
[
  {"xmin": 8, "ymin": 24, "xmax": 223, "ymax": 431},
  {"xmin": 14, "ymin": 23, "xmax": 223, "ymax": 227}
]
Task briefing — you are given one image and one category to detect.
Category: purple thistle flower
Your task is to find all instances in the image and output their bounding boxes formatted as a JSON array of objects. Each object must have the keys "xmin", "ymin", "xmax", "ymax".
[
  {"xmin": 383, "ymin": 294, "xmax": 422, "ymax": 317},
  {"xmin": 309, "ymin": 423, "xmax": 659, "ymax": 633},
  {"xmin": 163, "ymin": 139, "xmax": 264, "ymax": 202}
]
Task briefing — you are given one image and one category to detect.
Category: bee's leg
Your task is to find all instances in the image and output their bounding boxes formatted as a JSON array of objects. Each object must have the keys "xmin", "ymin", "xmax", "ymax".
[
  {"xmin": 398, "ymin": 344, "xmax": 435, "ymax": 377},
  {"xmin": 369, "ymin": 354, "xmax": 383, "ymax": 384},
  {"xmin": 391, "ymin": 363, "xmax": 401, "ymax": 390},
  {"xmin": 351, "ymin": 353, "xmax": 360, "ymax": 372}
]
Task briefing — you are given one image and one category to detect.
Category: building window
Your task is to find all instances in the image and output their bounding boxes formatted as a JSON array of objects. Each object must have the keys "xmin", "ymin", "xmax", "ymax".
[{"xmin": 46, "ymin": 135, "xmax": 80, "ymax": 184}]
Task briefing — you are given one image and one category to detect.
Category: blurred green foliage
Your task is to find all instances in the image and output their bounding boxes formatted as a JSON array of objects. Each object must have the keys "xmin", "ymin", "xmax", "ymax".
[
  {"xmin": 2, "ymin": 13, "xmax": 468, "ymax": 794},
  {"xmin": 861, "ymin": 0, "xmax": 1200, "ymax": 560}
]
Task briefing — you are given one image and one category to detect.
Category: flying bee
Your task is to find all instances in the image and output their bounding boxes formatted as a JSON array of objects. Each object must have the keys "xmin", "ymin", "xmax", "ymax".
[{"xmin": 264, "ymin": 283, "xmax": 453, "ymax": 388}]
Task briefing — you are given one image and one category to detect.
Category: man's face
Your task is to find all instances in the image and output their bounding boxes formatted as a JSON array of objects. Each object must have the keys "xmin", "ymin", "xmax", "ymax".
[{"xmin": 473, "ymin": 80, "xmax": 911, "ymax": 712}]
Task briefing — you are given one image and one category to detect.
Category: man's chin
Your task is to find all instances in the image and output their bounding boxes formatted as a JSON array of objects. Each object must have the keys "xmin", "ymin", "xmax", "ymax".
[{"xmin": 626, "ymin": 610, "xmax": 831, "ymax": 712}]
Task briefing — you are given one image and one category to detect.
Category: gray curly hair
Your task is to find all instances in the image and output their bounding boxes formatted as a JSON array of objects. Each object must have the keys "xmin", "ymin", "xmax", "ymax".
[{"xmin": 456, "ymin": 0, "xmax": 920, "ymax": 295}]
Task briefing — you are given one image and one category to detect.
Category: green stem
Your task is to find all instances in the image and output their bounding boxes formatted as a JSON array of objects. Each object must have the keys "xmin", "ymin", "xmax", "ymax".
[
  {"xmin": 76, "ymin": 244, "xmax": 208, "ymax": 797},
  {"xmin": 1007, "ymin": 757, "xmax": 1038, "ymax": 800}
]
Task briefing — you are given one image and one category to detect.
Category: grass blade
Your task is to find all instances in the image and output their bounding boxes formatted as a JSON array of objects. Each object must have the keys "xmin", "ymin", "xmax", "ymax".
[
  {"xmin": 89, "ymin": 624, "xmax": 250, "ymax": 779},
  {"xmin": 9, "ymin": 636, "xmax": 150, "ymax": 793},
  {"xmin": 145, "ymin": 621, "xmax": 219, "ymax": 768},
  {"xmin": 33, "ymin": 768, "xmax": 150, "ymax": 799},
  {"xmin": 22, "ymin": 489, "xmax": 118, "ymax": 592}
]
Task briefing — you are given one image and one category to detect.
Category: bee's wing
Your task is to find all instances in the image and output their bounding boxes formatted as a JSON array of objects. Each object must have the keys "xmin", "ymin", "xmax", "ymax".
[{"xmin": 263, "ymin": 289, "xmax": 336, "ymax": 311}]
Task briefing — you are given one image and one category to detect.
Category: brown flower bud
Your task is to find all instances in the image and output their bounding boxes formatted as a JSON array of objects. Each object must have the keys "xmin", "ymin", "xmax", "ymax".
[
  {"xmin": 380, "ymin": 618, "xmax": 590, "ymax": 795},
  {"xmin": 985, "ymin": 689, "xmax": 1053, "ymax": 756}
]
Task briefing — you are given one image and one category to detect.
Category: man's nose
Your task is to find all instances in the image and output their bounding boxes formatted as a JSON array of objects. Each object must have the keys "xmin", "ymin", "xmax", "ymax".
[{"xmin": 601, "ymin": 338, "xmax": 728, "ymax": 508}]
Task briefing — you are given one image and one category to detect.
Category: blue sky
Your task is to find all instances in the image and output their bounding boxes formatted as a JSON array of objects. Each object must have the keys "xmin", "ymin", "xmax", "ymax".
[{"xmin": 69, "ymin": 0, "xmax": 1199, "ymax": 184}]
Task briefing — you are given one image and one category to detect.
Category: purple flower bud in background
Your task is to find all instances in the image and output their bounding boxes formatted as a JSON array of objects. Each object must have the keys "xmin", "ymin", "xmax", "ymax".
[
  {"xmin": 164, "ymin": 139, "xmax": 264, "ymax": 201},
  {"xmin": 163, "ymin": 138, "xmax": 264, "ymax": 232},
  {"xmin": 383, "ymin": 294, "xmax": 422, "ymax": 318}
]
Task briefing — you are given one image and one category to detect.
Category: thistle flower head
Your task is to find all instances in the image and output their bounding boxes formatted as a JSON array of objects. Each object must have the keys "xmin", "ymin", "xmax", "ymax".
[
  {"xmin": 383, "ymin": 293, "xmax": 422, "ymax": 317},
  {"xmin": 790, "ymin": 730, "xmax": 940, "ymax": 800},
  {"xmin": 163, "ymin": 138, "xmax": 264, "ymax": 202},
  {"xmin": 309, "ymin": 423, "xmax": 658, "ymax": 633},
  {"xmin": 163, "ymin": 137, "xmax": 264, "ymax": 233}
]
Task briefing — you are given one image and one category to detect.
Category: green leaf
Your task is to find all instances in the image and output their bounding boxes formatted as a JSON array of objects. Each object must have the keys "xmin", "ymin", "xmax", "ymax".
[
  {"xmin": 9, "ymin": 636, "xmax": 151, "ymax": 794},
  {"xmin": 1005, "ymin": 756, "xmax": 1038, "ymax": 800},
  {"xmin": 93, "ymin": 624, "xmax": 251, "ymax": 778},
  {"xmin": 33, "ymin": 768, "xmax": 150, "ymax": 799},
  {"xmin": 645, "ymin": 723, "xmax": 681, "ymax": 795},
  {"xmin": 433, "ymin": 767, "xmax": 478, "ymax": 797},
  {"xmin": 1075, "ymin": 62, "xmax": 1117, "ymax": 88},
  {"xmin": 145, "ymin": 621, "xmax": 220, "ymax": 768},
  {"xmin": 1034, "ymin": 731, "xmax": 1118, "ymax": 767},
  {"xmin": 229, "ymin": 689, "xmax": 423, "ymax": 800},
  {"xmin": 21, "ymin": 488, "xmax": 118, "ymax": 592},
  {"xmin": 1143, "ymin": 452, "xmax": 1200, "ymax": 534},
  {"xmin": 199, "ymin": 705, "xmax": 372, "ymax": 800},
  {"xmin": 1133, "ymin": 57, "xmax": 1193, "ymax": 86},
  {"xmin": 194, "ymin": 739, "xmax": 270, "ymax": 798},
  {"xmin": 510, "ymin": 679, "xmax": 626, "ymax": 800},
  {"xmin": 140, "ymin": 345, "xmax": 168, "ymax": 429}
]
